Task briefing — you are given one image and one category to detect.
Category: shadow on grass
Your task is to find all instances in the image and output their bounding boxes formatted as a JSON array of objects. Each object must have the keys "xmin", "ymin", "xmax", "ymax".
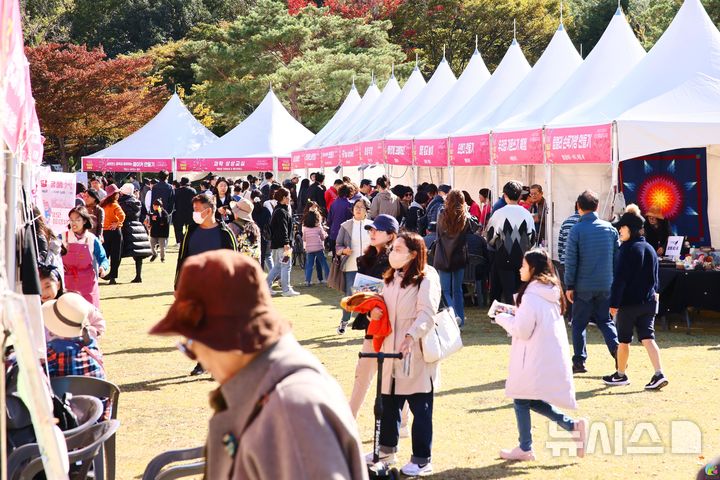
[
  {"xmin": 298, "ymin": 334, "xmax": 364, "ymax": 349},
  {"xmin": 436, "ymin": 379, "xmax": 506, "ymax": 398},
  {"xmin": 118, "ymin": 374, "xmax": 213, "ymax": 392},
  {"xmin": 437, "ymin": 461, "xmax": 573, "ymax": 479},
  {"xmin": 103, "ymin": 291, "xmax": 174, "ymax": 301},
  {"xmin": 105, "ymin": 346, "xmax": 177, "ymax": 356}
]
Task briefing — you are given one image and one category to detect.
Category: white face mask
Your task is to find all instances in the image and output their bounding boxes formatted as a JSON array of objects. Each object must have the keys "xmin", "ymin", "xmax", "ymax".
[
  {"xmin": 389, "ymin": 251, "xmax": 411, "ymax": 270},
  {"xmin": 192, "ymin": 210, "xmax": 207, "ymax": 224}
]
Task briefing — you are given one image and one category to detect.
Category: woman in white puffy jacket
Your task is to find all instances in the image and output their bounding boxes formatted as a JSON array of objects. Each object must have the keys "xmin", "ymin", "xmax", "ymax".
[{"xmin": 495, "ymin": 248, "xmax": 588, "ymax": 462}]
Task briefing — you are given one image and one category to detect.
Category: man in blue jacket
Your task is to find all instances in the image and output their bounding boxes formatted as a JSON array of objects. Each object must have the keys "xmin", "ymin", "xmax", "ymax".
[{"xmin": 564, "ymin": 190, "xmax": 620, "ymax": 374}]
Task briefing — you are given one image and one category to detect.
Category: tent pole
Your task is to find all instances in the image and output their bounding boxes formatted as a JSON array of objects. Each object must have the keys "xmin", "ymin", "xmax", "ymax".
[
  {"xmin": 5, "ymin": 146, "xmax": 17, "ymax": 287},
  {"xmin": 447, "ymin": 137, "xmax": 454, "ymax": 187},
  {"xmin": 272, "ymin": 157, "xmax": 279, "ymax": 183},
  {"xmin": 490, "ymin": 132, "xmax": 499, "ymax": 205},
  {"xmin": 542, "ymin": 127, "xmax": 554, "ymax": 257}
]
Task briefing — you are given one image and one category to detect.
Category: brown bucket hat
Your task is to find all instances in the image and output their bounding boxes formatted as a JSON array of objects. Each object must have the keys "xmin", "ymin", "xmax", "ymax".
[{"xmin": 150, "ymin": 250, "xmax": 288, "ymax": 352}]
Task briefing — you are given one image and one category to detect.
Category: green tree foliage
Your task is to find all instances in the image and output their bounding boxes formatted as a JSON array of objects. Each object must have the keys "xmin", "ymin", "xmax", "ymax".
[
  {"xmin": 21, "ymin": 0, "xmax": 75, "ymax": 45},
  {"xmin": 188, "ymin": 0, "xmax": 409, "ymax": 133}
]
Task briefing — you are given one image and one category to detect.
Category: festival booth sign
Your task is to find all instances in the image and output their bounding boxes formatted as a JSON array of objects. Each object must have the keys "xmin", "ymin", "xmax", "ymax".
[
  {"xmin": 360, "ymin": 140, "xmax": 385, "ymax": 165},
  {"xmin": 339, "ymin": 143, "xmax": 361, "ymax": 167},
  {"xmin": 493, "ymin": 129, "xmax": 544, "ymax": 165},
  {"xmin": 291, "ymin": 151, "xmax": 304, "ymax": 169},
  {"xmin": 321, "ymin": 146, "xmax": 340, "ymax": 168},
  {"xmin": 449, "ymin": 134, "xmax": 491, "ymax": 166},
  {"xmin": 176, "ymin": 157, "xmax": 274, "ymax": 172},
  {"xmin": 277, "ymin": 157, "xmax": 292, "ymax": 172},
  {"xmin": 414, "ymin": 138, "xmax": 448, "ymax": 167},
  {"xmin": 546, "ymin": 124, "xmax": 612, "ymax": 164},
  {"xmin": 384, "ymin": 139, "xmax": 413, "ymax": 166},
  {"xmin": 81, "ymin": 158, "xmax": 174, "ymax": 172},
  {"xmin": 37, "ymin": 171, "xmax": 76, "ymax": 234},
  {"xmin": 302, "ymin": 149, "xmax": 322, "ymax": 169}
]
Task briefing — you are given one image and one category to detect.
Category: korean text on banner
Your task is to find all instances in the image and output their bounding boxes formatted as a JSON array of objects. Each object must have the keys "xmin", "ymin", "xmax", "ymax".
[
  {"xmin": 360, "ymin": 141, "xmax": 385, "ymax": 165},
  {"xmin": 493, "ymin": 129, "xmax": 544, "ymax": 165},
  {"xmin": 415, "ymin": 138, "xmax": 448, "ymax": 167},
  {"xmin": 38, "ymin": 171, "xmax": 76, "ymax": 234},
  {"xmin": 82, "ymin": 158, "xmax": 174, "ymax": 173},
  {"xmin": 546, "ymin": 124, "xmax": 612, "ymax": 164},
  {"xmin": 278, "ymin": 157, "xmax": 292, "ymax": 172},
  {"xmin": 291, "ymin": 151, "xmax": 303, "ymax": 169},
  {"xmin": 384, "ymin": 140, "xmax": 412, "ymax": 166},
  {"xmin": 303, "ymin": 149, "xmax": 322, "ymax": 169},
  {"xmin": 175, "ymin": 158, "xmax": 274, "ymax": 172},
  {"xmin": 321, "ymin": 147, "xmax": 340, "ymax": 167},
  {"xmin": 450, "ymin": 134, "xmax": 491, "ymax": 166},
  {"xmin": 339, "ymin": 144, "xmax": 360, "ymax": 167}
]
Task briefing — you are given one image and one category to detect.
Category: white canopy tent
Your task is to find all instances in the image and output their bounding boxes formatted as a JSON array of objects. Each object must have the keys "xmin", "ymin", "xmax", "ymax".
[
  {"xmin": 304, "ymin": 83, "xmax": 361, "ymax": 148},
  {"xmin": 330, "ymin": 77, "xmax": 395, "ymax": 146}
]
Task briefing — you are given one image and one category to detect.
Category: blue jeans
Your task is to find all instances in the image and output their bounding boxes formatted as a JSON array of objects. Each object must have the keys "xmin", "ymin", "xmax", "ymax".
[
  {"xmin": 262, "ymin": 244, "xmax": 273, "ymax": 273},
  {"xmin": 304, "ymin": 250, "xmax": 329, "ymax": 283},
  {"xmin": 571, "ymin": 291, "xmax": 619, "ymax": 366},
  {"xmin": 341, "ymin": 271, "xmax": 357, "ymax": 324},
  {"xmin": 380, "ymin": 390, "xmax": 434, "ymax": 464},
  {"xmin": 267, "ymin": 248, "xmax": 292, "ymax": 293},
  {"xmin": 438, "ymin": 269, "xmax": 465, "ymax": 325},
  {"xmin": 514, "ymin": 399, "xmax": 575, "ymax": 452}
]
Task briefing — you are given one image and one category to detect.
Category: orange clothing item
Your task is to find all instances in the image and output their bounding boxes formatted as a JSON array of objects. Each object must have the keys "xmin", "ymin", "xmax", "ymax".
[
  {"xmin": 102, "ymin": 202, "xmax": 126, "ymax": 230},
  {"xmin": 341, "ymin": 292, "xmax": 391, "ymax": 352}
]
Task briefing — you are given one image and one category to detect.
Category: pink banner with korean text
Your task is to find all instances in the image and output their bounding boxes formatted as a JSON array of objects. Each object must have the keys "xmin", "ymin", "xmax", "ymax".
[
  {"xmin": 546, "ymin": 124, "xmax": 612, "ymax": 164},
  {"xmin": 291, "ymin": 151, "xmax": 303, "ymax": 169},
  {"xmin": 449, "ymin": 134, "xmax": 491, "ymax": 166},
  {"xmin": 493, "ymin": 129, "xmax": 544, "ymax": 165},
  {"xmin": 302, "ymin": 149, "xmax": 322, "ymax": 169},
  {"xmin": 82, "ymin": 158, "xmax": 174, "ymax": 172},
  {"xmin": 321, "ymin": 147, "xmax": 340, "ymax": 167},
  {"xmin": 278, "ymin": 157, "xmax": 291, "ymax": 172},
  {"xmin": 176, "ymin": 157, "xmax": 273, "ymax": 172},
  {"xmin": 384, "ymin": 139, "xmax": 412, "ymax": 166},
  {"xmin": 360, "ymin": 140, "xmax": 385, "ymax": 165},
  {"xmin": 414, "ymin": 138, "xmax": 448, "ymax": 167},
  {"xmin": 339, "ymin": 143, "xmax": 361, "ymax": 167}
]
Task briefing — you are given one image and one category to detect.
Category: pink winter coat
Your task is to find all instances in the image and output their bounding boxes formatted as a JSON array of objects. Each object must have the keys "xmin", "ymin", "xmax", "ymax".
[{"xmin": 495, "ymin": 281, "xmax": 577, "ymax": 410}]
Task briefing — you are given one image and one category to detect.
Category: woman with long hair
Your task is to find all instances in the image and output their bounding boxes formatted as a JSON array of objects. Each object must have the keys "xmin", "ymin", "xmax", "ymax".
[
  {"xmin": 99, "ymin": 184, "xmax": 125, "ymax": 284},
  {"xmin": 463, "ymin": 190, "xmax": 482, "ymax": 222},
  {"xmin": 495, "ymin": 248, "xmax": 586, "ymax": 461},
  {"xmin": 83, "ymin": 189, "xmax": 105, "ymax": 240},
  {"xmin": 434, "ymin": 190, "xmax": 478, "ymax": 327},
  {"xmin": 214, "ymin": 177, "xmax": 234, "ymax": 223},
  {"xmin": 478, "ymin": 188, "xmax": 492, "ymax": 227},
  {"xmin": 297, "ymin": 178, "xmax": 311, "ymax": 211}
]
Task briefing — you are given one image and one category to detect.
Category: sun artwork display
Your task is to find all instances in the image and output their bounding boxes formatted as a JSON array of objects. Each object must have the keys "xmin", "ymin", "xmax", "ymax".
[{"xmin": 637, "ymin": 174, "xmax": 684, "ymax": 220}]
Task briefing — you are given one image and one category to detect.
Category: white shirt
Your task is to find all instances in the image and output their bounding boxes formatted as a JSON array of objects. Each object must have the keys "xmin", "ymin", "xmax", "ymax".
[{"xmin": 344, "ymin": 219, "xmax": 371, "ymax": 272}]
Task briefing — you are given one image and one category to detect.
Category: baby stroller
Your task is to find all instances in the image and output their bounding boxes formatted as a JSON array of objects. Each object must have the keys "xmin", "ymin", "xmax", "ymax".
[{"xmin": 292, "ymin": 214, "xmax": 306, "ymax": 268}]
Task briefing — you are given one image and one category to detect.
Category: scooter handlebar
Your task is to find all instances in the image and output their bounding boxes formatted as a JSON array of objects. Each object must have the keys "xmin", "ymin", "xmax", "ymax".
[{"xmin": 359, "ymin": 352, "xmax": 403, "ymax": 359}]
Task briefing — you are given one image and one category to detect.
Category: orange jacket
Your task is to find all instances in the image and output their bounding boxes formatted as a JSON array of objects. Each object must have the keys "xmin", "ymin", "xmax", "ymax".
[
  {"xmin": 102, "ymin": 202, "xmax": 126, "ymax": 230},
  {"xmin": 341, "ymin": 292, "xmax": 391, "ymax": 352}
]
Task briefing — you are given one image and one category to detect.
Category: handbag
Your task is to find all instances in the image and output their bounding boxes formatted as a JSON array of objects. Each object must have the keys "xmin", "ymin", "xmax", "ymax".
[
  {"xmin": 327, "ymin": 254, "xmax": 348, "ymax": 292},
  {"xmin": 421, "ymin": 305, "xmax": 463, "ymax": 363}
]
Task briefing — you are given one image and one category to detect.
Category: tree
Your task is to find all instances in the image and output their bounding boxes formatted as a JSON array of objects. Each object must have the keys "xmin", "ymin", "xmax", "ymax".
[
  {"xmin": 289, "ymin": 0, "xmax": 405, "ymax": 19},
  {"xmin": 189, "ymin": 0, "xmax": 409, "ymax": 133},
  {"xmin": 20, "ymin": 0, "xmax": 75, "ymax": 45},
  {"xmin": 27, "ymin": 43, "xmax": 166, "ymax": 170}
]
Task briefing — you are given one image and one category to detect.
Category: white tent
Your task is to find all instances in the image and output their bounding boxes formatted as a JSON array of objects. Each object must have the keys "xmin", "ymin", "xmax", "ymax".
[
  {"xmin": 82, "ymin": 94, "xmax": 218, "ymax": 171},
  {"xmin": 304, "ymin": 83, "xmax": 361, "ymax": 148},
  {"xmin": 331, "ymin": 76, "xmax": 396, "ymax": 145}
]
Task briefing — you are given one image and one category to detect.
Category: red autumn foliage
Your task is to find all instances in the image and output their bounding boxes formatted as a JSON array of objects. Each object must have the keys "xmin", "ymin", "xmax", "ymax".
[{"xmin": 288, "ymin": 0, "xmax": 405, "ymax": 20}]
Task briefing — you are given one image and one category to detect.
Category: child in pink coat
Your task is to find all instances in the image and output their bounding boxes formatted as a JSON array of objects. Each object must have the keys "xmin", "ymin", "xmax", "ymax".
[{"xmin": 495, "ymin": 249, "xmax": 588, "ymax": 461}]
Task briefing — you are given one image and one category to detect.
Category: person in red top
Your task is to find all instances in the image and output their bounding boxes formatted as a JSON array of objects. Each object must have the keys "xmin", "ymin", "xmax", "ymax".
[{"xmin": 325, "ymin": 179, "xmax": 342, "ymax": 212}]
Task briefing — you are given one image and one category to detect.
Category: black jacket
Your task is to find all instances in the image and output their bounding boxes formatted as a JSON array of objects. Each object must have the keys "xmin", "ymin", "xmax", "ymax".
[
  {"xmin": 215, "ymin": 195, "xmax": 234, "ymax": 223},
  {"xmin": 269, "ymin": 204, "xmax": 293, "ymax": 249},
  {"xmin": 119, "ymin": 194, "xmax": 153, "ymax": 258},
  {"xmin": 610, "ymin": 236, "xmax": 659, "ymax": 308},
  {"xmin": 148, "ymin": 209, "xmax": 170, "ymax": 238},
  {"xmin": 174, "ymin": 185, "xmax": 197, "ymax": 225},
  {"xmin": 433, "ymin": 214, "xmax": 479, "ymax": 272},
  {"xmin": 357, "ymin": 249, "xmax": 390, "ymax": 279},
  {"xmin": 404, "ymin": 203, "xmax": 425, "ymax": 233},
  {"xmin": 175, "ymin": 221, "xmax": 237, "ymax": 287},
  {"xmin": 151, "ymin": 180, "xmax": 175, "ymax": 213},
  {"xmin": 307, "ymin": 183, "xmax": 327, "ymax": 214}
]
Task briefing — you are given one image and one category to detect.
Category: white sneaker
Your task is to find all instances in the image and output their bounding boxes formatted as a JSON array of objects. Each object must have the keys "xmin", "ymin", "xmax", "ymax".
[
  {"xmin": 282, "ymin": 289, "xmax": 300, "ymax": 297},
  {"xmin": 364, "ymin": 451, "xmax": 396, "ymax": 466},
  {"xmin": 400, "ymin": 461, "xmax": 433, "ymax": 476},
  {"xmin": 399, "ymin": 425, "xmax": 410, "ymax": 438}
]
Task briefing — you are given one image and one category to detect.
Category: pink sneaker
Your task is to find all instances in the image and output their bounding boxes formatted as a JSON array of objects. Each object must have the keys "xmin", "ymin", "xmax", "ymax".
[
  {"xmin": 499, "ymin": 446, "xmax": 536, "ymax": 461},
  {"xmin": 574, "ymin": 417, "xmax": 589, "ymax": 458}
]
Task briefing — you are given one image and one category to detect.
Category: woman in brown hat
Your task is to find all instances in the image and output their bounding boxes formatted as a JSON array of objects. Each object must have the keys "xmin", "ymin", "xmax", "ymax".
[
  {"xmin": 150, "ymin": 251, "xmax": 367, "ymax": 480},
  {"xmin": 643, "ymin": 205, "xmax": 673, "ymax": 256}
]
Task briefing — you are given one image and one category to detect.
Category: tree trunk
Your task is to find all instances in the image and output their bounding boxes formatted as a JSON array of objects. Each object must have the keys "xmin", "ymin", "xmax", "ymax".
[{"xmin": 57, "ymin": 137, "xmax": 69, "ymax": 172}]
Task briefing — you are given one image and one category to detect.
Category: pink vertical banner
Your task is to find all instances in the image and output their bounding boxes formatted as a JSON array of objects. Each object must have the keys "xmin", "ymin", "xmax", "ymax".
[
  {"xmin": 278, "ymin": 157, "xmax": 291, "ymax": 172},
  {"xmin": 303, "ymin": 149, "xmax": 322, "ymax": 169},
  {"xmin": 360, "ymin": 140, "xmax": 385, "ymax": 165},
  {"xmin": 339, "ymin": 144, "xmax": 360, "ymax": 167},
  {"xmin": 414, "ymin": 138, "xmax": 448, "ymax": 167},
  {"xmin": 321, "ymin": 146, "xmax": 339, "ymax": 167},
  {"xmin": 449, "ymin": 134, "xmax": 491, "ymax": 166},
  {"xmin": 384, "ymin": 139, "xmax": 412, "ymax": 166},
  {"xmin": 291, "ymin": 151, "xmax": 304, "ymax": 169},
  {"xmin": 493, "ymin": 129, "xmax": 544, "ymax": 165},
  {"xmin": 546, "ymin": 124, "xmax": 612, "ymax": 164}
]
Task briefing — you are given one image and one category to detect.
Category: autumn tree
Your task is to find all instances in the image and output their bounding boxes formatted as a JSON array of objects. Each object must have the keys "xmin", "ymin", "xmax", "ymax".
[
  {"xmin": 288, "ymin": 0, "xmax": 405, "ymax": 19},
  {"xmin": 27, "ymin": 43, "xmax": 165, "ymax": 170}
]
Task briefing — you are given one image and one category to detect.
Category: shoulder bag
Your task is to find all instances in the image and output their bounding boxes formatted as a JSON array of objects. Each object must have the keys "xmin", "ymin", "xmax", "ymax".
[
  {"xmin": 421, "ymin": 301, "xmax": 463, "ymax": 363},
  {"xmin": 327, "ymin": 254, "xmax": 348, "ymax": 292}
]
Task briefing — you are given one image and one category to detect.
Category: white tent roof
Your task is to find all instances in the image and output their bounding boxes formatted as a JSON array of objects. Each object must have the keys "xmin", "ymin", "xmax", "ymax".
[
  {"xmin": 185, "ymin": 89, "xmax": 313, "ymax": 159},
  {"xmin": 514, "ymin": 8, "xmax": 645, "ymax": 129},
  {"xmin": 304, "ymin": 83, "xmax": 361, "ymax": 148},
  {"xmin": 480, "ymin": 24, "xmax": 583, "ymax": 132},
  {"xmin": 325, "ymin": 80, "xmax": 385, "ymax": 146},
  {"xmin": 410, "ymin": 49, "xmax": 492, "ymax": 139},
  {"xmin": 86, "ymin": 94, "xmax": 218, "ymax": 159},
  {"xmin": 354, "ymin": 66, "xmax": 426, "ymax": 142},
  {"xmin": 443, "ymin": 40, "xmax": 532, "ymax": 136},
  {"xmin": 552, "ymin": 0, "xmax": 720, "ymax": 159},
  {"xmin": 383, "ymin": 58, "xmax": 457, "ymax": 139}
]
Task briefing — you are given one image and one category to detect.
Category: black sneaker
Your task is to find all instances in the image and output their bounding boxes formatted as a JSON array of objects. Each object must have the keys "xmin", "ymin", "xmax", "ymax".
[
  {"xmin": 190, "ymin": 363, "xmax": 205, "ymax": 376},
  {"xmin": 573, "ymin": 364, "xmax": 587, "ymax": 374},
  {"xmin": 149, "ymin": 253, "xmax": 157, "ymax": 262},
  {"xmin": 645, "ymin": 373, "xmax": 668, "ymax": 390},
  {"xmin": 337, "ymin": 322, "xmax": 347, "ymax": 335},
  {"xmin": 603, "ymin": 372, "xmax": 630, "ymax": 386}
]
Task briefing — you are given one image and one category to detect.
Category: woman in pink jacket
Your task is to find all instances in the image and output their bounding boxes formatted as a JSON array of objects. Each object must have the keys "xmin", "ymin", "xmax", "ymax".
[{"xmin": 495, "ymin": 249, "xmax": 588, "ymax": 461}]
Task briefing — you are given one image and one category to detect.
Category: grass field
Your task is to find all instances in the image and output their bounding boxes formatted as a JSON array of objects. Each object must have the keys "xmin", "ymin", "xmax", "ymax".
[{"xmin": 99, "ymin": 247, "xmax": 720, "ymax": 479}]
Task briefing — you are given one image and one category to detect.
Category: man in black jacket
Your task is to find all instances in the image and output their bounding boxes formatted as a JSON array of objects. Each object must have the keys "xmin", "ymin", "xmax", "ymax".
[
  {"xmin": 151, "ymin": 170, "xmax": 175, "ymax": 215},
  {"xmin": 307, "ymin": 173, "xmax": 327, "ymax": 216},
  {"xmin": 266, "ymin": 187, "xmax": 299, "ymax": 297},
  {"xmin": 173, "ymin": 177, "xmax": 197, "ymax": 246}
]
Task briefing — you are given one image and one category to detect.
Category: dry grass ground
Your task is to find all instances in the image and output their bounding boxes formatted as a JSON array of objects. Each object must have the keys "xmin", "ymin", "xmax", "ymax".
[{"xmin": 99, "ymin": 248, "xmax": 720, "ymax": 479}]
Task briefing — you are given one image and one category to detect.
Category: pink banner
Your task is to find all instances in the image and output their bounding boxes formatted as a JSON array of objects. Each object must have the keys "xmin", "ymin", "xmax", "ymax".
[
  {"xmin": 291, "ymin": 151, "xmax": 303, "ymax": 169},
  {"xmin": 493, "ymin": 129, "xmax": 544, "ymax": 165},
  {"xmin": 82, "ymin": 158, "xmax": 174, "ymax": 172},
  {"xmin": 360, "ymin": 141, "xmax": 384, "ymax": 165},
  {"xmin": 339, "ymin": 144, "xmax": 360, "ymax": 167},
  {"xmin": 278, "ymin": 157, "xmax": 291, "ymax": 172},
  {"xmin": 546, "ymin": 124, "xmax": 612, "ymax": 164},
  {"xmin": 321, "ymin": 147, "xmax": 340, "ymax": 167},
  {"xmin": 302, "ymin": 149, "xmax": 322, "ymax": 169},
  {"xmin": 414, "ymin": 138, "xmax": 448, "ymax": 167},
  {"xmin": 176, "ymin": 158, "xmax": 273, "ymax": 172},
  {"xmin": 385, "ymin": 139, "xmax": 412, "ymax": 166},
  {"xmin": 450, "ymin": 134, "xmax": 491, "ymax": 166}
]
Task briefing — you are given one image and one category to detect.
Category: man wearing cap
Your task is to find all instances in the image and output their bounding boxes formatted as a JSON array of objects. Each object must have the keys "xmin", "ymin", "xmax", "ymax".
[
  {"xmin": 282, "ymin": 173, "xmax": 301, "ymax": 210},
  {"xmin": 418, "ymin": 184, "xmax": 450, "ymax": 247},
  {"xmin": 228, "ymin": 199, "xmax": 261, "ymax": 261},
  {"xmin": 358, "ymin": 179, "xmax": 374, "ymax": 202},
  {"xmin": 151, "ymin": 251, "xmax": 368, "ymax": 480}
]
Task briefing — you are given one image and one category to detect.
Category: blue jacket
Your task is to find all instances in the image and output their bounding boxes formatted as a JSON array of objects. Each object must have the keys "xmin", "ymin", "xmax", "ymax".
[
  {"xmin": 327, "ymin": 197, "xmax": 353, "ymax": 240},
  {"xmin": 564, "ymin": 212, "xmax": 619, "ymax": 292},
  {"xmin": 419, "ymin": 195, "xmax": 444, "ymax": 233},
  {"xmin": 610, "ymin": 237, "xmax": 659, "ymax": 308}
]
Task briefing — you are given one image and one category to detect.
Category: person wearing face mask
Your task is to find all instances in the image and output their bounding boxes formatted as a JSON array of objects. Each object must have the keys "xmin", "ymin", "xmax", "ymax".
[{"xmin": 365, "ymin": 231, "xmax": 441, "ymax": 477}]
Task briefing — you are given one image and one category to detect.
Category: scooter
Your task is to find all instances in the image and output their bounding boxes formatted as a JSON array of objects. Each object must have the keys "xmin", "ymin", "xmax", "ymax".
[{"xmin": 359, "ymin": 351, "xmax": 403, "ymax": 480}]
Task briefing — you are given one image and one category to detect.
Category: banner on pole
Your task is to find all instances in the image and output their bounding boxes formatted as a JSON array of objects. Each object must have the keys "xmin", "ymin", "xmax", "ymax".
[
  {"xmin": 302, "ymin": 149, "xmax": 322, "ymax": 169},
  {"xmin": 546, "ymin": 124, "xmax": 612, "ymax": 164},
  {"xmin": 360, "ymin": 141, "xmax": 385, "ymax": 165},
  {"xmin": 278, "ymin": 157, "xmax": 291, "ymax": 172},
  {"xmin": 291, "ymin": 151, "xmax": 303, "ymax": 169},
  {"xmin": 493, "ymin": 129, "xmax": 544, "ymax": 165},
  {"xmin": 449, "ymin": 134, "xmax": 491, "ymax": 166},
  {"xmin": 339, "ymin": 144, "xmax": 360, "ymax": 167},
  {"xmin": 37, "ymin": 171, "xmax": 75, "ymax": 234},
  {"xmin": 176, "ymin": 158, "xmax": 273, "ymax": 172},
  {"xmin": 414, "ymin": 138, "xmax": 448, "ymax": 167},
  {"xmin": 81, "ymin": 158, "xmax": 174, "ymax": 173},
  {"xmin": 384, "ymin": 140, "xmax": 412, "ymax": 166},
  {"xmin": 321, "ymin": 147, "xmax": 340, "ymax": 167}
]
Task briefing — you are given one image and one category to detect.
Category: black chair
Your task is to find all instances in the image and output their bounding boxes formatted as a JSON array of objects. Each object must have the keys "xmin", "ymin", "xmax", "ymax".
[
  {"xmin": 141, "ymin": 446, "xmax": 205, "ymax": 480},
  {"xmin": 19, "ymin": 420, "xmax": 120, "ymax": 480},
  {"xmin": 50, "ymin": 376, "xmax": 121, "ymax": 480}
]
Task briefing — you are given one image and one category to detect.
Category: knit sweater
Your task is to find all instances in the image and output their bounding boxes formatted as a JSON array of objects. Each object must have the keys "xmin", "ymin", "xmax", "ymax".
[
  {"xmin": 564, "ymin": 212, "xmax": 619, "ymax": 292},
  {"xmin": 610, "ymin": 237, "xmax": 659, "ymax": 308},
  {"xmin": 302, "ymin": 226, "xmax": 327, "ymax": 254}
]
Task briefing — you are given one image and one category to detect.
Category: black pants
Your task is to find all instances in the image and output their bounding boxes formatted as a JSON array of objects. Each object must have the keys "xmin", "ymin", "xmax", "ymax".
[
  {"xmin": 379, "ymin": 389, "xmax": 434, "ymax": 464},
  {"xmin": 490, "ymin": 264, "xmax": 520, "ymax": 304},
  {"xmin": 103, "ymin": 229, "xmax": 123, "ymax": 279},
  {"xmin": 133, "ymin": 257, "xmax": 143, "ymax": 279},
  {"xmin": 173, "ymin": 220, "xmax": 188, "ymax": 245}
]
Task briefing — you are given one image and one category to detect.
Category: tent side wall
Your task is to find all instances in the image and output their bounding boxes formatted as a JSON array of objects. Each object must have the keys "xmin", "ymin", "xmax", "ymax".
[{"xmin": 707, "ymin": 145, "xmax": 720, "ymax": 245}]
